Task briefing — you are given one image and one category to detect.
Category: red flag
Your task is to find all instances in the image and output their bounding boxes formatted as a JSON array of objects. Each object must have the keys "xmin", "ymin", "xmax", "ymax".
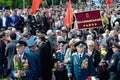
[
  {"xmin": 31, "ymin": 0, "xmax": 42, "ymax": 14},
  {"xmin": 107, "ymin": 0, "xmax": 112, "ymax": 6},
  {"xmin": 64, "ymin": 0, "xmax": 73, "ymax": 28}
]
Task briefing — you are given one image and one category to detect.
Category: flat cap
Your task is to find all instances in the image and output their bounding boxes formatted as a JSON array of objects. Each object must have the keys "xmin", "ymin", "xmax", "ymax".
[
  {"xmin": 74, "ymin": 40, "xmax": 86, "ymax": 47},
  {"xmin": 16, "ymin": 41, "xmax": 27, "ymax": 47},
  {"xmin": 112, "ymin": 40, "xmax": 120, "ymax": 48},
  {"xmin": 58, "ymin": 41, "xmax": 68, "ymax": 47}
]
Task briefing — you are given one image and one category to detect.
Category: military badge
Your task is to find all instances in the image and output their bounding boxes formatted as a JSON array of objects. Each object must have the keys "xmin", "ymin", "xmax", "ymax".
[
  {"xmin": 111, "ymin": 59, "xmax": 114, "ymax": 63},
  {"xmin": 73, "ymin": 57, "xmax": 78, "ymax": 65},
  {"xmin": 81, "ymin": 58, "xmax": 88, "ymax": 69}
]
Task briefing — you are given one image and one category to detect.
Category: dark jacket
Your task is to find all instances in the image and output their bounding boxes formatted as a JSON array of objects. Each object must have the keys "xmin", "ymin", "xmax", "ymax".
[
  {"xmin": 38, "ymin": 42, "xmax": 53, "ymax": 80},
  {"xmin": 108, "ymin": 50, "xmax": 120, "ymax": 80},
  {"xmin": 1, "ymin": 16, "xmax": 11, "ymax": 28},
  {"xmin": 5, "ymin": 40, "xmax": 17, "ymax": 70}
]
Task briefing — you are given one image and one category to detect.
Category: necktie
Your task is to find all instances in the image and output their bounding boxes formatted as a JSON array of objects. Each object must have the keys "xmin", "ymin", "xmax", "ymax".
[{"xmin": 80, "ymin": 54, "xmax": 82, "ymax": 58}]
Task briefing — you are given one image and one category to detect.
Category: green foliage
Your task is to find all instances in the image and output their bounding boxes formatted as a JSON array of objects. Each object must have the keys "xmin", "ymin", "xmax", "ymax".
[
  {"xmin": 0, "ymin": 0, "xmax": 82, "ymax": 8},
  {"xmin": 0, "ymin": 0, "xmax": 32, "ymax": 9},
  {"xmin": 0, "ymin": 76, "xmax": 12, "ymax": 80},
  {"xmin": 0, "ymin": 0, "xmax": 12, "ymax": 8},
  {"xmin": 16, "ymin": 0, "xmax": 32, "ymax": 8}
]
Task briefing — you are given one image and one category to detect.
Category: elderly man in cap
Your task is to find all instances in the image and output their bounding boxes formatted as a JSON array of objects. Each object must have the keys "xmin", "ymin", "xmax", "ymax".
[
  {"xmin": 108, "ymin": 40, "xmax": 120, "ymax": 80},
  {"xmin": 54, "ymin": 41, "xmax": 68, "ymax": 80},
  {"xmin": 67, "ymin": 41, "xmax": 95, "ymax": 80},
  {"xmin": 26, "ymin": 39, "xmax": 41, "ymax": 80},
  {"xmin": 11, "ymin": 41, "xmax": 36, "ymax": 80}
]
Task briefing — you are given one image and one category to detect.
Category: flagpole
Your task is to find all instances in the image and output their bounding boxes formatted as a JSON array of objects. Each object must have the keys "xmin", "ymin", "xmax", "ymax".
[
  {"xmin": 23, "ymin": 0, "xmax": 25, "ymax": 9},
  {"xmin": 52, "ymin": 0, "xmax": 53, "ymax": 6}
]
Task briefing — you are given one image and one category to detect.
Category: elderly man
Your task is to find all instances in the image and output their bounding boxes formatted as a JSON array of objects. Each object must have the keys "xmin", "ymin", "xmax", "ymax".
[
  {"xmin": 67, "ymin": 41, "xmax": 95, "ymax": 80},
  {"xmin": 26, "ymin": 39, "xmax": 41, "ymax": 80},
  {"xmin": 12, "ymin": 41, "xmax": 36, "ymax": 80}
]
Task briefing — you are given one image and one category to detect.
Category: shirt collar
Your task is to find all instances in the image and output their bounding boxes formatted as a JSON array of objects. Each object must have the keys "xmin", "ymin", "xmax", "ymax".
[
  {"xmin": 19, "ymin": 52, "xmax": 24, "ymax": 59},
  {"xmin": 78, "ymin": 52, "xmax": 84, "ymax": 57}
]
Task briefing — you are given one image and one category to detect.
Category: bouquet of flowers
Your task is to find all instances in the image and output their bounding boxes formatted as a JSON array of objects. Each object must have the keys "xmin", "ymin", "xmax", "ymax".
[
  {"xmin": 101, "ymin": 50, "xmax": 107, "ymax": 58},
  {"xmin": 14, "ymin": 55, "xmax": 29, "ymax": 79},
  {"xmin": 22, "ymin": 58, "xmax": 29, "ymax": 70},
  {"xmin": 86, "ymin": 76, "xmax": 96, "ymax": 80},
  {"xmin": 52, "ymin": 61, "xmax": 66, "ymax": 72},
  {"xmin": 81, "ymin": 58, "xmax": 88, "ymax": 69}
]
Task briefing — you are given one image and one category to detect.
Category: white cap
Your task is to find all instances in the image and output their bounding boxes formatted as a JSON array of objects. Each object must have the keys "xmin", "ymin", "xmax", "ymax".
[
  {"xmin": 115, "ymin": 21, "xmax": 119, "ymax": 25},
  {"xmin": 47, "ymin": 30, "xmax": 54, "ymax": 35},
  {"xmin": 56, "ymin": 30, "xmax": 60, "ymax": 33},
  {"xmin": 62, "ymin": 27, "xmax": 67, "ymax": 31}
]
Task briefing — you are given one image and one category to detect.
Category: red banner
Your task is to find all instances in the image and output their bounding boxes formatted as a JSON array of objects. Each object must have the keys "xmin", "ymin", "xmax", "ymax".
[{"xmin": 74, "ymin": 10, "xmax": 103, "ymax": 29}]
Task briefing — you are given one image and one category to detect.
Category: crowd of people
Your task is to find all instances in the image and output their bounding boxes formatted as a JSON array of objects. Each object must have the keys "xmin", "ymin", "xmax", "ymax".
[{"xmin": 0, "ymin": 1, "xmax": 120, "ymax": 80}]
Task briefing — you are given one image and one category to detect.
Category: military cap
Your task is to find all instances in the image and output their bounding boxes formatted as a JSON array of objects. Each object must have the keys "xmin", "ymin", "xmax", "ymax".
[
  {"xmin": 58, "ymin": 41, "xmax": 68, "ymax": 47},
  {"xmin": 112, "ymin": 40, "xmax": 120, "ymax": 48},
  {"xmin": 74, "ymin": 40, "xmax": 86, "ymax": 47},
  {"xmin": 16, "ymin": 41, "xmax": 27, "ymax": 47},
  {"xmin": 26, "ymin": 39, "xmax": 37, "ymax": 47}
]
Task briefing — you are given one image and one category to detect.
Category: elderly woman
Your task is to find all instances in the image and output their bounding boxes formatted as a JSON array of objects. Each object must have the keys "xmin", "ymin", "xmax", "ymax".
[
  {"xmin": 86, "ymin": 40, "xmax": 101, "ymax": 77},
  {"xmin": 64, "ymin": 39, "xmax": 78, "ymax": 63}
]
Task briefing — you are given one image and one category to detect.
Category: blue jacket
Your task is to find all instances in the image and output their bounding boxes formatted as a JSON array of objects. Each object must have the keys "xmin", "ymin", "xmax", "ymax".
[
  {"xmin": 10, "ymin": 15, "xmax": 19, "ymax": 30},
  {"xmin": 68, "ymin": 52, "xmax": 95, "ymax": 80},
  {"xmin": 26, "ymin": 50, "xmax": 41, "ymax": 79},
  {"xmin": 12, "ymin": 53, "xmax": 36, "ymax": 80},
  {"xmin": 56, "ymin": 50, "xmax": 65, "ymax": 63}
]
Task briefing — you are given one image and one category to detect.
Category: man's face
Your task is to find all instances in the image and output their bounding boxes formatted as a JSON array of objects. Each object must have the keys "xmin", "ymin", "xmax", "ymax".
[
  {"xmin": 112, "ymin": 46, "xmax": 117, "ymax": 53},
  {"xmin": 16, "ymin": 46, "xmax": 24, "ymax": 55},
  {"xmin": 76, "ymin": 45, "xmax": 84, "ymax": 53}
]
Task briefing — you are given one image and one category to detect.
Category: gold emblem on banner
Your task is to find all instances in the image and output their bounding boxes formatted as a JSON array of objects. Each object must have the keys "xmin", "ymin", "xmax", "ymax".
[{"xmin": 86, "ymin": 13, "xmax": 89, "ymax": 18}]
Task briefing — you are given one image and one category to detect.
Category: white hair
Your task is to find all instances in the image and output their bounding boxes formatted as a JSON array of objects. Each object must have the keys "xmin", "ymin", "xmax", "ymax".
[{"xmin": 87, "ymin": 35, "xmax": 93, "ymax": 40}]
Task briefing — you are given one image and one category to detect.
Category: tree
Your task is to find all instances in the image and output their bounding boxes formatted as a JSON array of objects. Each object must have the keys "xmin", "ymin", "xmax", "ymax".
[{"xmin": 0, "ymin": 0, "xmax": 12, "ymax": 8}]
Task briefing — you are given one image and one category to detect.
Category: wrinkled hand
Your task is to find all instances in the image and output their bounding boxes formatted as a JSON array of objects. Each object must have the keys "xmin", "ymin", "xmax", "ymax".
[
  {"xmin": 18, "ymin": 70, "xmax": 26, "ymax": 77},
  {"xmin": 68, "ymin": 73, "xmax": 72, "ymax": 78},
  {"xmin": 14, "ymin": 73, "xmax": 20, "ymax": 78},
  {"xmin": 23, "ymin": 63, "xmax": 29, "ymax": 69},
  {"xmin": 99, "ymin": 59, "xmax": 105, "ymax": 66},
  {"xmin": 53, "ymin": 54, "xmax": 56, "ymax": 58}
]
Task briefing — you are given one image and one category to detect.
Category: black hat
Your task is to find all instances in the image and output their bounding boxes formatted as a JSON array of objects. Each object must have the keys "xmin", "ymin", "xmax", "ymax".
[
  {"xmin": 38, "ymin": 35, "xmax": 46, "ymax": 42},
  {"xmin": 16, "ymin": 41, "xmax": 27, "ymax": 47},
  {"xmin": 112, "ymin": 40, "xmax": 120, "ymax": 48},
  {"xmin": 58, "ymin": 41, "xmax": 68, "ymax": 47},
  {"xmin": 74, "ymin": 40, "xmax": 86, "ymax": 47},
  {"xmin": 58, "ymin": 41, "xmax": 68, "ymax": 44}
]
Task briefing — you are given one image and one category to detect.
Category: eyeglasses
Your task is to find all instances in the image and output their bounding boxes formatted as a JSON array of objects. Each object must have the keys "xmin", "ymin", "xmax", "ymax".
[
  {"xmin": 88, "ymin": 45, "xmax": 94, "ymax": 46},
  {"xmin": 78, "ymin": 46, "xmax": 84, "ymax": 48}
]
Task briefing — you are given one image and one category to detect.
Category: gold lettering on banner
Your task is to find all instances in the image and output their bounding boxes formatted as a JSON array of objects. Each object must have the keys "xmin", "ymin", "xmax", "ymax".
[
  {"xmin": 95, "ymin": 23, "xmax": 97, "ymax": 26},
  {"xmin": 86, "ymin": 24, "xmax": 88, "ymax": 27},
  {"xmin": 83, "ymin": 24, "xmax": 86, "ymax": 27},
  {"xmin": 77, "ymin": 18, "xmax": 101, "ymax": 24},
  {"xmin": 92, "ymin": 23, "xmax": 94, "ymax": 26},
  {"xmin": 89, "ymin": 24, "xmax": 91, "ymax": 26}
]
